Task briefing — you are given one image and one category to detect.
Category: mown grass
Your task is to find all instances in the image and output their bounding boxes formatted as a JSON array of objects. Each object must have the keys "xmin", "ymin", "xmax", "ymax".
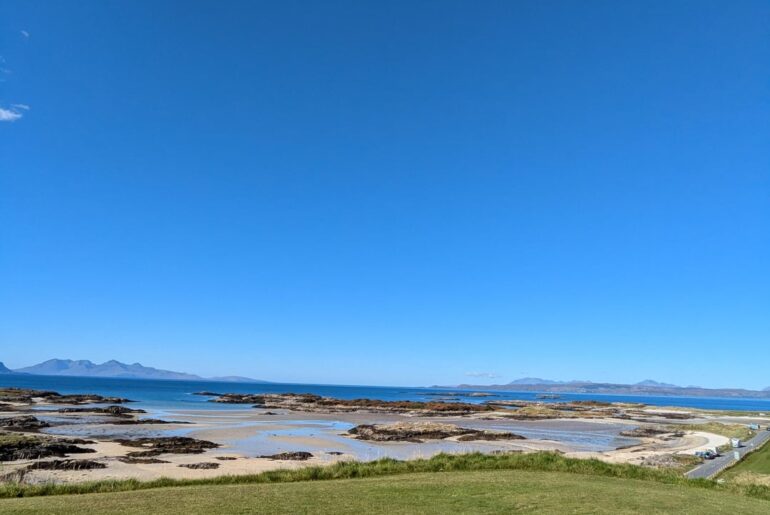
[
  {"xmin": 2, "ymin": 451, "xmax": 770, "ymax": 503},
  {"xmin": 4, "ymin": 469, "xmax": 770, "ymax": 515}
]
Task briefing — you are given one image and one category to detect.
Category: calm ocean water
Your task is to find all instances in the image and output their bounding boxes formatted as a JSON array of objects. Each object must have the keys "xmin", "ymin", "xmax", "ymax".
[{"xmin": 3, "ymin": 374, "xmax": 770, "ymax": 413}]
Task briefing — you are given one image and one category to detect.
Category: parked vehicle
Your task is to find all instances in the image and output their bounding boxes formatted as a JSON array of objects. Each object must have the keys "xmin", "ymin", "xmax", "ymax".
[{"xmin": 695, "ymin": 450, "xmax": 718, "ymax": 460}]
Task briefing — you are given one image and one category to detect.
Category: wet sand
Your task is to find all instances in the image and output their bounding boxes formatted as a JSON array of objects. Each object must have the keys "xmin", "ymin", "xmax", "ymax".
[{"xmin": 1, "ymin": 398, "xmax": 746, "ymax": 484}]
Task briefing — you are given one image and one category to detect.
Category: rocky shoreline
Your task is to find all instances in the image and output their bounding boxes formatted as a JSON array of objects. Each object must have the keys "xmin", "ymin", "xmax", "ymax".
[
  {"xmin": 347, "ymin": 422, "xmax": 525, "ymax": 443},
  {"xmin": 0, "ymin": 385, "xmax": 749, "ymax": 485},
  {"xmin": 197, "ymin": 392, "xmax": 494, "ymax": 416}
]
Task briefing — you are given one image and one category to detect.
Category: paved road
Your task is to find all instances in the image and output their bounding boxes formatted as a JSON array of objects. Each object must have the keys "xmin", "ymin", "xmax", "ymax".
[{"xmin": 686, "ymin": 428, "xmax": 770, "ymax": 479}]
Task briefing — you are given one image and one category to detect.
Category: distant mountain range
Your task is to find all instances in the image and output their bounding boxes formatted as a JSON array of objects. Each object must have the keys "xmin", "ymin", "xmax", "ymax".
[
  {"xmin": 439, "ymin": 377, "xmax": 770, "ymax": 399},
  {"xmin": 0, "ymin": 359, "xmax": 268, "ymax": 383}
]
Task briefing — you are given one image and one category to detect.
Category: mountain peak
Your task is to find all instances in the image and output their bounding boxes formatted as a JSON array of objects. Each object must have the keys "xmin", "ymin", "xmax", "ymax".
[
  {"xmin": 8, "ymin": 358, "xmax": 269, "ymax": 383},
  {"xmin": 507, "ymin": 377, "xmax": 565, "ymax": 386},
  {"xmin": 635, "ymin": 379, "xmax": 680, "ymax": 388},
  {"xmin": 14, "ymin": 358, "xmax": 202, "ymax": 381}
]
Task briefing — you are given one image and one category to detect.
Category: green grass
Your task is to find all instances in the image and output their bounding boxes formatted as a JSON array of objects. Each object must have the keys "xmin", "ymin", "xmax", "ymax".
[
  {"xmin": 0, "ymin": 452, "xmax": 708, "ymax": 498},
  {"xmin": 722, "ymin": 435, "xmax": 770, "ymax": 478},
  {"xmin": 2, "ymin": 469, "xmax": 770, "ymax": 514},
  {"xmin": 675, "ymin": 422, "xmax": 754, "ymax": 441},
  {"xmin": 2, "ymin": 452, "xmax": 770, "ymax": 504}
]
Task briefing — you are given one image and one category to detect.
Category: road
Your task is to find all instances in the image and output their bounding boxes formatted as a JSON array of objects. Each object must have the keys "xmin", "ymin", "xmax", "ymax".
[{"xmin": 686, "ymin": 428, "xmax": 770, "ymax": 479}]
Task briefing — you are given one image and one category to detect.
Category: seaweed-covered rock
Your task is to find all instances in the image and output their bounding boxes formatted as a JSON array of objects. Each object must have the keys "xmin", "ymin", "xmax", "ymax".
[
  {"xmin": 0, "ymin": 388, "xmax": 133, "ymax": 405},
  {"xmin": 619, "ymin": 426, "xmax": 676, "ymax": 438},
  {"xmin": 57, "ymin": 405, "xmax": 145, "ymax": 416},
  {"xmin": 26, "ymin": 459, "xmax": 106, "ymax": 471},
  {"xmin": 115, "ymin": 437, "xmax": 219, "ymax": 458},
  {"xmin": 203, "ymin": 392, "xmax": 494, "ymax": 416},
  {"xmin": 111, "ymin": 418, "xmax": 186, "ymax": 425},
  {"xmin": 179, "ymin": 462, "xmax": 220, "ymax": 469},
  {"xmin": 259, "ymin": 451, "xmax": 313, "ymax": 461},
  {"xmin": 348, "ymin": 422, "xmax": 524, "ymax": 443},
  {"xmin": 0, "ymin": 434, "xmax": 95, "ymax": 461},
  {"xmin": 0, "ymin": 415, "xmax": 51, "ymax": 431},
  {"xmin": 117, "ymin": 457, "xmax": 170, "ymax": 464}
]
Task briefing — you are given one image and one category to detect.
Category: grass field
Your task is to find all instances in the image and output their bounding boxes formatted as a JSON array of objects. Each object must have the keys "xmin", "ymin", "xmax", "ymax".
[
  {"xmin": 3, "ymin": 469, "xmax": 770, "ymax": 514},
  {"xmin": 721, "ymin": 437, "xmax": 770, "ymax": 483}
]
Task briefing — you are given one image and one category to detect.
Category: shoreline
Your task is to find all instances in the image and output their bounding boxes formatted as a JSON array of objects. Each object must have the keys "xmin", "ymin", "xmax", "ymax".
[{"xmin": 2, "ymin": 387, "xmax": 768, "ymax": 484}]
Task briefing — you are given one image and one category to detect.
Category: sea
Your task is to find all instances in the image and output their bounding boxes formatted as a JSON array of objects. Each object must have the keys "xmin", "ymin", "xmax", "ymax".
[{"xmin": 2, "ymin": 374, "xmax": 770, "ymax": 413}]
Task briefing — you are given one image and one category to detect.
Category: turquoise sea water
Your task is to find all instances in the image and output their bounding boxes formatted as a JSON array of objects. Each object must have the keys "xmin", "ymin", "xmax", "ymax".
[{"xmin": 2, "ymin": 374, "xmax": 770, "ymax": 412}]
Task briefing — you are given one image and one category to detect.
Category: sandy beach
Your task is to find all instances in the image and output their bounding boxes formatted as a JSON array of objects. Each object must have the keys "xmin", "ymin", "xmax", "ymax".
[{"xmin": 4, "ymin": 386, "xmax": 767, "ymax": 485}]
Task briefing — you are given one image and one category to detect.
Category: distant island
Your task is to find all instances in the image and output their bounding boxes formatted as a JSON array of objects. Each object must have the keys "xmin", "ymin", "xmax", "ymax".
[
  {"xmin": 437, "ymin": 377, "xmax": 770, "ymax": 399},
  {"xmin": 0, "ymin": 359, "xmax": 268, "ymax": 383}
]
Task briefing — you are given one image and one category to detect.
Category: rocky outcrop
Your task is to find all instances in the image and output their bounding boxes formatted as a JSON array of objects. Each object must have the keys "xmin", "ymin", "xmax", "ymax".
[
  {"xmin": 46, "ymin": 394, "xmax": 133, "ymax": 405},
  {"xmin": 0, "ymin": 415, "xmax": 51, "ymax": 431},
  {"xmin": 117, "ymin": 457, "xmax": 170, "ymax": 464},
  {"xmin": 57, "ymin": 406, "xmax": 145, "ymax": 416},
  {"xmin": 115, "ymin": 437, "xmax": 219, "ymax": 458},
  {"xmin": 259, "ymin": 451, "xmax": 313, "ymax": 461},
  {"xmin": 26, "ymin": 459, "xmax": 106, "ymax": 471},
  {"xmin": 0, "ymin": 434, "xmax": 95, "ymax": 461},
  {"xmin": 619, "ymin": 426, "xmax": 683, "ymax": 438},
  {"xmin": 111, "ymin": 418, "xmax": 185, "ymax": 425},
  {"xmin": 179, "ymin": 462, "xmax": 219, "ymax": 469},
  {"xmin": 0, "ymin": 388, "xmax": 132, "ymax": 405},
  {"xmin": 201, "ymin": 392, "xmax": 494, "ymax": 416},
  {"xmin": 347, "ymin": 422, "xmax": 525, "ymax": 443}
]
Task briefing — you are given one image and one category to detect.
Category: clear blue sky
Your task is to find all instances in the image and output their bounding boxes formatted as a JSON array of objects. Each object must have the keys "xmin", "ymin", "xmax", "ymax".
[{"xmin": 1, "ymin": 1, "xmax": 768, "ymax": 388}]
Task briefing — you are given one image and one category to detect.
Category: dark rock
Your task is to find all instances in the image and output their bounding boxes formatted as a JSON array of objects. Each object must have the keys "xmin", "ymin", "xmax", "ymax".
[
  {"xmin": 215, "ymin": 456, "xmax": 238, "ymax": 460},
  {"xmin": 57, "ymin": 405, "xmax": 145, "ymax": 417},
  {"xmin": 348, "ymin": 422, "xmax": 525, "ymax": 443},
  {"xmin": 205, "ymin": 392, "xmax": 494, "ymax": 416},
  {"xmin": 456, "ymin": 431, "xmax": 523, "ymax": 442},
  {"xmin": 211, "ymin": 393, "xmax": 268, "ymax": 404},
  {"xmin": 326, "ymin": 451, "xmax": 344, "ymax": 455},
  {"xmin": 47, "ymin": 395, "xmax": 134, "ymax": 405},
  {"xmin": 26, "ymin": 459, "xmax": 106, "ymax": 471},
  {"xmin": 117, "ymin": 457, "xmax": 170, "ymax": 464},
  {"xmin": 0, "ymin": 415, "xmax": 51, "ymax": 431},
  {"xmin": 179, "ymin": 462, "xmax": 219, "ymax": 469},
  {"xmin": 0, "ymin": 388, "xmax": 60, "ymax": 403},
  {"xmin": 0, "ymin": 435, "xmax": 96, "ymax": 461},
  {"xmin": 619, "ymin": 426, "xmax": 676, "ymax": 438},
  {"xmin": 0, "ymin": 388, "xmax": 133, "ymax": 405},
  {"xmin": 259, "ymin": 451, "xmax": 313, "ymax": 461},
  {"xmin": 111, "ymin": 418, "xmax": 186, "ymax": 425},
  {"xmin": 115, "ymin": 437, "xmax": 219, "ymax": 458}
]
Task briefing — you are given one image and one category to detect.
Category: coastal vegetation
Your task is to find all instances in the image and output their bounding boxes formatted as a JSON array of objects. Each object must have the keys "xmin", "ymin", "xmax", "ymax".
[
  {"xmin": 2, "ymin": 452, "xmax": 770, "ymax": 501},
  {"xmin": 2, "ymin": 453, "xmax": 770, "ymax": 513},
  {"xmin": 720, "ymin": 438, "xmax": 770, "ymax": 485},
  {"xmin": 2, "ymin": 471, "xmax": 770, "ymax": 514}
]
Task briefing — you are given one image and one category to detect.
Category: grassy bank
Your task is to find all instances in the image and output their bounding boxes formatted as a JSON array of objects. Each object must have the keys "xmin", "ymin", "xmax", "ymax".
[
  {"xmin": 2, "ymin": 452, "xmax": 770, "ymax": 502},
  {"xmin": 720, "ymin": 435, "xmax": 770, "ymax": 485},
  {"xmin": 3, "ymin": 469, "xmax": 770, "ymax": 514}
]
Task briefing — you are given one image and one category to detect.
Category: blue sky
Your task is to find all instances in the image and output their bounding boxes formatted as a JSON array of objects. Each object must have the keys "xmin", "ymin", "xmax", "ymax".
[{"xmin": 1, "ymin": 1, "xmax": 768, "ymax": 388}]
